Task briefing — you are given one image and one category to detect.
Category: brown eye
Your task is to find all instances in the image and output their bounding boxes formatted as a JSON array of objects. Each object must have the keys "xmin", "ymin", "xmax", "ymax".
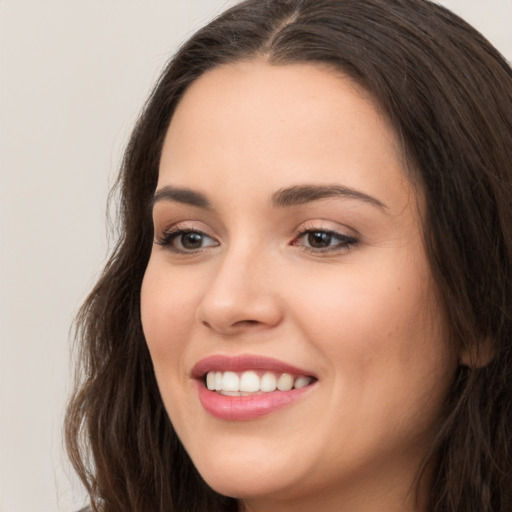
[
  {"xmin": 155, "ymin": 229, "xmax": 219, "ymax": 253},
  {"xmin": 292, "ymin": 229, "xmax": 358, "ymax": 254},
  {"xmin": 307, "ymin": 231, "xmax": 333, "ymax": 248},
  {"xmin": 180, "ymin": 232, "xmax": 205, "ymax": 249}
]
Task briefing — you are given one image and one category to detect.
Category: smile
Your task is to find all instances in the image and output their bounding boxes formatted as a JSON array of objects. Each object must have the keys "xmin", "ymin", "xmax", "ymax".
[
  {"xmin": 192, "ymin": 355, "xmax": 317, "ymax": 420},
  {"xmin": 205, "ymin": 370, "xmax": 314, "ymax": 395}
]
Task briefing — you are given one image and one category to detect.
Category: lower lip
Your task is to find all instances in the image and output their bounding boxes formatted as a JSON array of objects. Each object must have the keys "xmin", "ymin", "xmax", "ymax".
[{"xmin": 195, "ymin": 381, "xmax": 314, "ymax": 421}]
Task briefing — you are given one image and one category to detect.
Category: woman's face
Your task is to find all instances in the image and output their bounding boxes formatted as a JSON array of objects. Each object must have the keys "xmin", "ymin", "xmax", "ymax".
[{"xmin": 141, "ymin": 61, "xmax": 457, "ymax": 510}]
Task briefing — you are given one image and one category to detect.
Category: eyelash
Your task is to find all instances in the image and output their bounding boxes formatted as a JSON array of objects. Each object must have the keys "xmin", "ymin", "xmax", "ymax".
[
  {"xmin": 154, "ymin": 226, "xmax": 358, "ymax": 255},
  {"xmin": 292, "ymin": 228, "xmax": 358, "ymax": 254},
  {"xmin": 155, "ymin": 227, "xmax": 218, "ymax": 254}
]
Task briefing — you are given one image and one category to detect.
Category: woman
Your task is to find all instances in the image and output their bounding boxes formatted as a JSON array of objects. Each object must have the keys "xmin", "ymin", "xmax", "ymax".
[{"xmin": 66, "ymin": 0, "xmax": 512, "ymax": 510}]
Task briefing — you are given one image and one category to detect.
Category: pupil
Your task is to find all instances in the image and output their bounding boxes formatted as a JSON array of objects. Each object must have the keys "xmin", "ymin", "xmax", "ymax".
[
  {"xmin": 308, "ymin": 231, "xmax": 331, "ymax": 248},
  {"xmin": 182, "ymin": 232, "xmax": 203, "ymax": 249}
]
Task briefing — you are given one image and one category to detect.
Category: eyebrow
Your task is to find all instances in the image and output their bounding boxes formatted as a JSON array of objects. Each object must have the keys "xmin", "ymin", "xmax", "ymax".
[
  {"xmin": 271, "ymin": 184, "xmax": 387, "ymax": 210},
  {"xmin": 151, "ymin": 184, "xmax": 387, "ymax": 210},
  {"xmin": 152, "ymin": 186, "xmax": 212, "ymax": 209}
]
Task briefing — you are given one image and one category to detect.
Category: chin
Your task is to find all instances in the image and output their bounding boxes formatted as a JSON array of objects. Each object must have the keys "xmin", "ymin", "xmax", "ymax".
[{"xmin": 190, "ymin": 447, "xmax": 306, "ymax": 500}]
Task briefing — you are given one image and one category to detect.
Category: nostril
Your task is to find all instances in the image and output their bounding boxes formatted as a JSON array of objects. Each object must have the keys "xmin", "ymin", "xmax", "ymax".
[
  {"xmin": 237, "ymin": 320, "xmax": 259, "ymax": 326},
  {"xmin": 201, "ymin": 319, "xmax": 260, "ymax": 331}
]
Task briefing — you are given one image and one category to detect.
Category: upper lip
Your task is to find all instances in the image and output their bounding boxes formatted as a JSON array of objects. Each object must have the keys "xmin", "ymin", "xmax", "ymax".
[{"xmin": 191, "ymin": 354, "xmax": 317, "ymax": 380}]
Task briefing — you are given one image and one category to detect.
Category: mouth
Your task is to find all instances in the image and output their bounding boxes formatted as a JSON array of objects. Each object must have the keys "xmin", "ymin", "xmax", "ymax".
[
  {"xmin": 191, "ymin": 354, "xmax": 317, "ymax": 420},
  {"xmin": 204, "ymin": 370, "xmax": 314, "ymax": 395}
]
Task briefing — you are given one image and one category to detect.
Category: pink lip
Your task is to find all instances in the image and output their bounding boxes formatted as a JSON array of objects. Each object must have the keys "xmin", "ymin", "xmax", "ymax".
[
  {"xmin": 191, "ymin": 354, "xmax": 317, "ymax": 421},
  {"xmin": 191, "ymin": 354, "xmax": 317, "ymax": 379}
]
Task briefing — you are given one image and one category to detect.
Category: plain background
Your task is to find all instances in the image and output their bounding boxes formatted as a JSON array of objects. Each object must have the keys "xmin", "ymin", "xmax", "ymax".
[{"xmin": 1, "ymin": 1, "xmax": 511, "ymax": 511}]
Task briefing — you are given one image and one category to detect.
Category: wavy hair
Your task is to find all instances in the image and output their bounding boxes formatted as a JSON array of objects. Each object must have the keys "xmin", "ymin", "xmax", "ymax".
[{"xmin": 65, "ymin": 1, "xmax": 512, "ymax": 510}]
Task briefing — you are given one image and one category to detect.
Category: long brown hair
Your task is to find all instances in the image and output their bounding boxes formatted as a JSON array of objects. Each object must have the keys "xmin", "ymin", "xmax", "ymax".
[{"xmin": 66, "ymin": 1, "xmax": 512, "ymax": 510}]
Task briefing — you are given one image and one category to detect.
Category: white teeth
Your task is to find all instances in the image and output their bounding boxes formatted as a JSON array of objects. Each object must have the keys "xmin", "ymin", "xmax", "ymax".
[
  {"xmin": 240, "ymin": 371, "xmax": 260, "ymax": 392},
  {"xmin": 222, "ymin": 371, "xmax": 239, "ymax": 392},
  {"xmin": 294, "ymin": 376, "xmax": 312, "ymax": 389},
  {"xmin": 205, "ymin": 370, "xmax": 313, "ymax": 394},
  {"xmin": 214, "ymin": 372, "xmax": 223, "ymax": 391},
  {"xmin": 277, "ymin": 373, "xmax": 294, "ymax": 391},
  {"xmin": 219, "ymin": 390, "xmax": 242, "ymax": 396},
  {"xmin": 206, "ymin": 372, "xmax": 216, "ymax": 390},
  {"xmin": 260, "ymin": 372, "xmax": 277, "ymax": 392}
]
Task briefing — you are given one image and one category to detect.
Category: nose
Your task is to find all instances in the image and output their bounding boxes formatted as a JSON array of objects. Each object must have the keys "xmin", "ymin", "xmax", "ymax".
[{"xmin": 196, "ymin": 244, "xmax": 283, "ymax": 336}]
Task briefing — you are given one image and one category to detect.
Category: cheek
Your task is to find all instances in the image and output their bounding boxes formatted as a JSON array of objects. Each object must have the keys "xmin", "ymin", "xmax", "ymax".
[
  {"xmin": 288, "ymin": 253, "xmax": 455, "ymax": 420},
  {"xmin": 140, "ymin": 260, "xmax": 206, "ymax": 435},
  {"xmin": 140, "ymin": 260, "xmax": 198, "ymax": 372},
  {"xmin": 290, "ymin": 259, "xmax": 427, "ymax": 350}
]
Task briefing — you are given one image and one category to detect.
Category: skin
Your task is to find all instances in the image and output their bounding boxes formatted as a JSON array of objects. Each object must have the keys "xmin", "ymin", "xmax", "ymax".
[{"xmin": 141, "ymin": 61, "xmax": 458, "ymax": 512}]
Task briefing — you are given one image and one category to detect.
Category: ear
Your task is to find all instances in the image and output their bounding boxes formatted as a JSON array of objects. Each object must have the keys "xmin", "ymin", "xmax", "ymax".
[{"xmin": 459, "ymin": 338, "xmax": 495, "ymax": 368}]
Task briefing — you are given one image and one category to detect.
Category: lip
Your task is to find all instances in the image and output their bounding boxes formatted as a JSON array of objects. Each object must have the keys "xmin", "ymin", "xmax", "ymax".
[
  {"xmin": 191, "ymin": 354, "xmax": 317, "ymax": 421},
  {"xmin": 191, "ymin": 354, "xmax": 317, "ymax": 379}
]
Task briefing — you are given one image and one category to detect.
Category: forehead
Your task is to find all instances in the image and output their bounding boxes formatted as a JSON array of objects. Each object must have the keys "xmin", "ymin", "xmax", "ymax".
[
  {"xmin": 165, "ymin": 60, "xmax": 397, "ymax": 157},
  {"xmin": 158, "ymin": 60, "xmax": 417, "ymax": 217}
]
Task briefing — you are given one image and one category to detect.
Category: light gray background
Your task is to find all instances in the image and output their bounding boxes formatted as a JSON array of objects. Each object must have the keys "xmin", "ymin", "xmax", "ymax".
[{"xmin": 1, "ymin": 1, "xmax": 511, "ymax": 511}]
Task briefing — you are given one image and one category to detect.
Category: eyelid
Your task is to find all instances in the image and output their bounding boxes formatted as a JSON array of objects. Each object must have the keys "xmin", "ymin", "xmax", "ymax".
[
  {"xmin": 293, "ymin": 219, "xmax": 357, "ymax": 237},
  {"xmin": 291, "ymin": 220, "xmax": 359, "ymax": 254},
  {"xmin": 155, "ymin": 219, "xmax": 216, "ymax": 238},
  {"xmin": 154, "ymin": 221, "xmax": 220, "ymax": 253}
]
